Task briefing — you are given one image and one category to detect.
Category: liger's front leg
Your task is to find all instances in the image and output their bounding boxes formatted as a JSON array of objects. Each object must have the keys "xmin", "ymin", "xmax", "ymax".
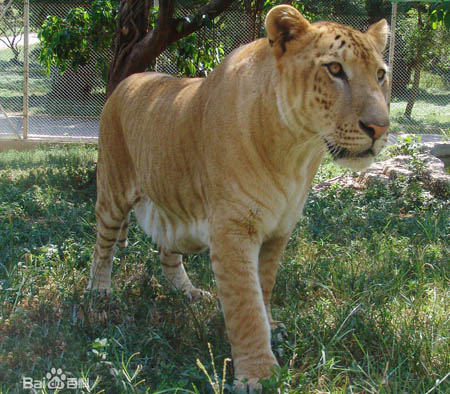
[
  {"xmin": 210, "ymin": 224, "xmax": 278, "ymax": 392},
  {"xmin": 259, "ymin": 236, "xmax": 289, "ymax": 331}
]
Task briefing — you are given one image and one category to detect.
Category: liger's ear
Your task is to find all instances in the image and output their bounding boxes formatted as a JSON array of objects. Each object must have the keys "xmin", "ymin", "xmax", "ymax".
[
  {"xmin": 366, "ymin": 19, "xmax": 389, "ymax": 53},
  {"xmin": 265, "ymin": 5, "xmax": 310, "ymax": 59}
]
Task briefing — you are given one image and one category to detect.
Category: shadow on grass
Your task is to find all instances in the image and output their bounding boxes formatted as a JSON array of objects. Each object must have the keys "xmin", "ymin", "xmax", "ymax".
[
  {"xmin": 0, "ymin": 95, "xmax": 22, "ymax": 112},
  {"xmin": 0, "ymin": 163, "xmax": 96, "ymax": 202},
  {"xmin": 390, "ymin": 115, "xmax": 450, "ymax": 133},
  {"xmin": 392, "ymin": 87, "xmax": 450, "ymax": 107},
  {"xmin": 0, "ymin": 166, "xmax": 97, "ymax": 264}
]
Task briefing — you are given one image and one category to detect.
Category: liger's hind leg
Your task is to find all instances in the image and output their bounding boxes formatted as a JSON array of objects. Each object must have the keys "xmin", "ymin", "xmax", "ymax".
[
  {"xmin": 88, "ymin": 196, "xmax": 130, "ymax": 293},
  {"xmin": 159, "ymin": 248, "xmax": 209, "ymax": 301},
  {"xmin": 117, "ymin": 212, "xmax": 130, "ymax": 249},
  {"xmin": 89, "ymin": 107, "xmax": 136, "ymax": 294}
]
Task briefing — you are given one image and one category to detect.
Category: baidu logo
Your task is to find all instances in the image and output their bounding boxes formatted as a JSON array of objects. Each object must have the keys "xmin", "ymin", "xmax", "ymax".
[{"xmin": 22, "ymin": 367, "xmax": 89, "ymax": 390}]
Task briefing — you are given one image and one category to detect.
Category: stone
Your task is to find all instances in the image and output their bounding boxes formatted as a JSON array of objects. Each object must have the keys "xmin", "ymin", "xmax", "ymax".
[
  {"xmin": 430, "ymin": 143, "xmax": 450, "ymax": 168},
  {"xmin": 430, "ymin": 143, "xmax": 450, "ymax": 158},
  {"xmin": 317, "ymin": 151, "xmax": 450, "ymax": 199}
]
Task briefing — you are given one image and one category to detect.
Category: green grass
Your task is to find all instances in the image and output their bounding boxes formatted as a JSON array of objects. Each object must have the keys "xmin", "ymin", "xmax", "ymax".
[
  {"xmin": 1, "ymin": 29, "xmax": 447, "ymax": 392},
  {"xmin": 390, "ymin": 99, "xmax": 450, "ymax": 135},
  {"xmin": 390, "ymin": 71, "xmax": 450, "ymax": 135},
  {"xmin": 0, "ymin": 145, "xmax": 449, "ymax": 393}
]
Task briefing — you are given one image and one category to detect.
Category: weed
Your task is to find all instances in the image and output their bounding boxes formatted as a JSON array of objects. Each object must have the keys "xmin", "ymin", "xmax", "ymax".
[
  {"xmin": 196, "ymin": 343, "xmax": 231, "ymax": 394},
  {"xmin": 441, "ymin": 128, "xmax": 450, "ymax": 142}
]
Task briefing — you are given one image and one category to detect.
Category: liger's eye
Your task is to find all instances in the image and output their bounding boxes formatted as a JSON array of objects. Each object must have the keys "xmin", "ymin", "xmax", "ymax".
[
  {"xmin": 377, "ymin": 69, "xmax": 386, "ymax": 82},
  {"xmin": 326, "ymin": 62, "xmax": 347, "ymax": 79}
]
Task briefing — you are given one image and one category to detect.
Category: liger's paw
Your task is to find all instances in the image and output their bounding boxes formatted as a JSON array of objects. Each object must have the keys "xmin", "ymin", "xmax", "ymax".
[
  {"xmin": 85, "ymin": 286, "xmax": 112, "ymax": 298},
  {"xmin": 79, "ymin": 286, "xmax": 118, "ymax": 325},
  {"xmin": 270, "ymin": 321, "xmax": 288, "ymax": 342},
  {"xmin": 233, "ymin": 378, "xmax": 262, "ymax": 393},
  {"xmin": 233, "ymin": 353, "xmax": 279, "ymax": 393},
  {"xmin": 186, "ymin": 287, "xmax": 213, "ymax": 302},
  {"xmin": 86, "ymin": 278, "xmax": 112, "ymax": 297}
]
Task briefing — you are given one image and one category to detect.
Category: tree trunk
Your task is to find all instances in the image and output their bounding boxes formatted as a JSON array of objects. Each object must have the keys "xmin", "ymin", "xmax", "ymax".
[
  {"xmin": 106, "ymin": 0, "xmax": 234, "ymax": 98},
  {"xmin": 404, "ymin": 8, "xmax": 424, "ymax": 119},
  {"xmin": 404, "ymin": 57, "xmax": 422, "ymax": 118}
]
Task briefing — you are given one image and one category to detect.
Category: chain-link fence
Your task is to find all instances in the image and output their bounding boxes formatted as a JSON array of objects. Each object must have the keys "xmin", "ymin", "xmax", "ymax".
[
  {"xmin": 0, "ymin": 1, "xmax": 449, "ymax": 142},
  {"xmin": 0, "ymin": 0, "xmax": 102, "ymax": 140},
  {"xmin": 390, "ymin": 8, "xmax": 450, "ymax": 136}
]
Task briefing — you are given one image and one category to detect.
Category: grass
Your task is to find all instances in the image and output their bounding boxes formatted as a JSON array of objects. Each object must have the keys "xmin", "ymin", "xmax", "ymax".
[
  {"xmin": 390, "ymin": 71, "xmax": 450, "ymax": 135},
  {"xmin": 0, "ymin": 144, "xmax": 448, "ymax": 393},
  {"xmin": 390, "ymin": 98, "xmax": 450, "ymax": 135}
]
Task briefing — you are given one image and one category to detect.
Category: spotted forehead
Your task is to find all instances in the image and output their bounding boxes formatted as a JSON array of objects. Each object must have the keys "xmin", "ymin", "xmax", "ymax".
[{"xmin": 313, "ymin": 21, "xmax": 382, "ymax": 63}]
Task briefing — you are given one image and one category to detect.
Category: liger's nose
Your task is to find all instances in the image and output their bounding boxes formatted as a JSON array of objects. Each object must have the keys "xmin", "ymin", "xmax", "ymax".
[
  {"xmin": 368, "ymin": 123, "xmax": 389, "ymax": 140},
  {"xmin": 360, "ymin": 121, "xmax": 389, "ymax": 140}
]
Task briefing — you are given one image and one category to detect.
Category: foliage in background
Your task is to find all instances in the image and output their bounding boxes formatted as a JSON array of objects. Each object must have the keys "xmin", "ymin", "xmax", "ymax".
[
  {"xmin": 429, "ymin": 1, "xmax": 450, "ymax": 29},
  {"xmin": 398, "ymin": 8, "xmax": 449, "ymax": 75},
  {"xmin": 2, "ymin": 0, "xmax": 449, "ymax": 132},
  {"xmin": 171, "ymin": 34, "xmax": 224, "ymax": 77},
  {"xmin": 0, "ymin": 0, "xmax": 24, "ymax": 63},
  {"xmin": 37, "ymin": 0, "xmax": 228, "ymax": 81},
  {"xmin": 38, "ymin": 0, "xmax": 117, "ymax": 80},
  {"xmin": 364, "ymin": 0, "xmax": 391, "ymax": 23},
  {"xmin": 396, "ymin": 4, "xmax": 450, "ymax": 117},
  {"xmin": 285, "ymin": 0, "xmax": 367, "ymax": 19},
  {"xmin": 36, "ymin": 0, "xmax": 400, "ymax": 81}
]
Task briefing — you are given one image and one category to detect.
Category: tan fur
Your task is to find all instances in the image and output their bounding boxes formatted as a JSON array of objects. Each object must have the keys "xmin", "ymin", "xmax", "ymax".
[{"xmin": 88, "ymin": 5, "xmax": 390, "ymax": 392}]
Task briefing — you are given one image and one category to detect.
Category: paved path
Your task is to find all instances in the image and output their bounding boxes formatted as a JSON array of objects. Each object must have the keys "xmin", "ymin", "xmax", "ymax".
[
  {"xmin": 1, "ymin": 33, "xmax": 99, "ymax": 140},
  {"xmin": 0, "ymin": 114, "xmax": 99, "ymax": 140}
]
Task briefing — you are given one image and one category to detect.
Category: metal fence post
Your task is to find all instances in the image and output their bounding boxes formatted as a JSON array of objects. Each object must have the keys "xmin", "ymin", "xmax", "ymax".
[
  {"xmin": 387, "ymin": 1, "xmax": 398, "ymax": 108},
  {"xmin": 23, "ymin": 0, "xmax": 30, "ymax": 140}
]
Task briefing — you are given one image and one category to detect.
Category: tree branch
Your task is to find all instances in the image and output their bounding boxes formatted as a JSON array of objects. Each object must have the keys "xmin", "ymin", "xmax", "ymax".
[
  {"xmin": 171, "ymin": 0, "xmax": 234, "ymax": 39},
  {"xmin": 106, "ymin": 0, "xmax": 234, "ymax": 96},
  {"xmin": 130, "ymin": 0, "xmax": 233, "ymax": 72}
]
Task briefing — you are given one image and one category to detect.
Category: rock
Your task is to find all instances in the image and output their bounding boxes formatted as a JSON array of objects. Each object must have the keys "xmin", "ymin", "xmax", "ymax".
[
  {"xmin": 430, "ymin": 143, "xmax": 450, "ymax": 158},
  {"xmin": 318, "ymin": 152, "xmax": 450, "ymax": 199},
  {"xmin": 430, "ymin": 143, "xmax": 450, "ymax": 168},
  {"xmin": 357, "ymin": 171, "xmax": 389, "ymax": 188},
  {"xmin": 420, "ymin": 153, "xmax": 450, "ymax": 197},
  {"xmin": 357, "ymin": 162, "xmax": 388, "ymax": 188},
  {"xmin": 381, "ymin": 156, "xmax": 414, "ymax": 181}
]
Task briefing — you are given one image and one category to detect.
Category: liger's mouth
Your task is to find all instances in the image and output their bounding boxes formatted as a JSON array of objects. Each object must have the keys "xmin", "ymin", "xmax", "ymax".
[{"xmin": 325, "ymin": 140, "xmax": 374, "ymax": 160}]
